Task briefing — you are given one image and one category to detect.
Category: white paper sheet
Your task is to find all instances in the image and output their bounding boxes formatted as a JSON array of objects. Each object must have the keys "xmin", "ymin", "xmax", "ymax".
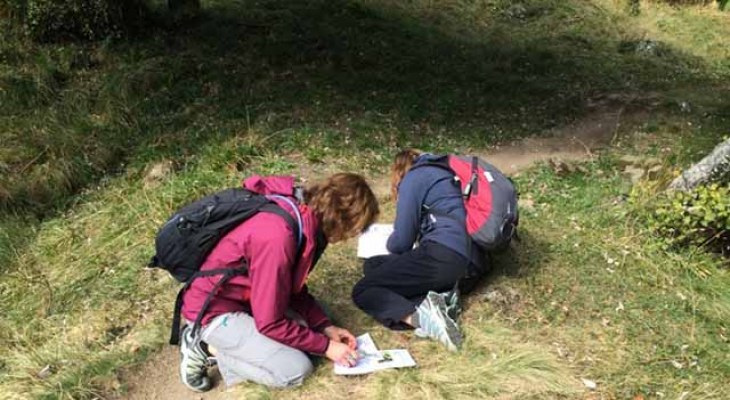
[
  {"xmin": 357, "ymin": 224, "xmax": 394, "ymax": 259},
  {"xmin": 334, "ymin": 333, "xmax": 417, "ymax": 376}
]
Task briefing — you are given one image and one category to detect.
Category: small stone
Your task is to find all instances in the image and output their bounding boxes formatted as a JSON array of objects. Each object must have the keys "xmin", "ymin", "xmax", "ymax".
[
  {"xmin": 643, "ymin": 157, "xmax": 662, "ymax": 168},
  {"xmin": 647, "ymin": 165, "xmax": 663, "ymax": 180},
  {"xmin": 506, "ymin": 4, "xmax": 528, "ymax": 19},
  {"xmin": 549, "ymin": 159, "xmax": 578, "ymax": 176},
  {"xmin": 623, "ymin": 166, "xmax": 645, "ymax": 183},
  {"xmin": 521, "ymin": 198, "xmax": 535, "ymax": 212},
  {"xmin": 582, "ymin": 378, "xmax": 598, "ymax": 390},
  {"xmin": 37, "ymin": 365, "xmax": 54, "ymax": 379},
  {"xmin": 636, "ymin": 40, "xmax": 659, "ymax": 55},
  {"xmin": 484, "ymin": 289, "xmax": 505, "ymax": 303},
  {"xmin": 144, "ymin": 160, "xmax": 176, "ymax": 189},
  {"xmin": 679, "ymin": 101, "xmax": 692, "ymax": 113},
  {"xmin": 617, "ymin": 155, "xmax": 643, "ymax": 168}
]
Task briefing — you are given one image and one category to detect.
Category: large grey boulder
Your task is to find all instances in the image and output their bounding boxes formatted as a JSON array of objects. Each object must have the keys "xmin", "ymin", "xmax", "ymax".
[{"xmin": 669, "ymin": 139, "xmax": 730, "ymax": 191}]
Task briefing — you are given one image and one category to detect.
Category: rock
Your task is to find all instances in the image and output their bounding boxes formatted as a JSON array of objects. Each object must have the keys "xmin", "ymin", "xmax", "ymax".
[
  {"xmin": 647, "ymin": 165, "xmax": 663, "ymax": 180},
  {"xmin": 669, "ymin": 138, "xmax": 730, "ymax": 191},
  {"xmin": 643, "ymin": 157, "xmax": 662, "ymax": 168},
  {"xmin": 484, "ymin": 289, "xmax": 505, "ymax": 303},
  {"xmin": 582, "ymin": 378, "xmax": 598, "ymax": 390},
  {"xmin": 483, "ymin": 286, "xmax": 522, "ymax": 312},
  {"xmin": 37, "ymin": 365, "xmax": 54, "ymax": 379},
  {"xmin": 506, "ymin": 4, "xmax": 527, "ymax": 19},
  {"xmin": 635, "ymin": 40, "xmax": 660, "ymax": 55},
  {"xmin": 623, "ymin": 166, "xmax": 645, "ymax": 183},
  {"xmin": 548, "ymin": 159, "xmax": 581, "ymax": 176},
  {"xmin": 618, "ymin": 39, "xmax": 668, "ymax": 57},
  {"xmin": 144, "ymin": 160, "xmax": 176, "ymax": 189},
  {"xmin": 679, "ymin": 101, "xmax": 692, "ymax": 113},
  {"xmin": 617, "ymin": 155, "xmax": 644, "ymax": 168}
]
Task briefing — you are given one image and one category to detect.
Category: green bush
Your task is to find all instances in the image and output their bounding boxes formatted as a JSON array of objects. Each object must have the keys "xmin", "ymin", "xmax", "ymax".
[
  {"xmin": 637, "ymin": 184, "xmax": 730, "ymax": 256},
  {"xmin": 0, "ymin": 1, "xmax": 22, "ymax": 18},
  {"xmin": 629, "ymin": 0, "xmax": 728, "ymax": 11},
  {"xmin": 3, "ymin": 0, "xmax": 146, "ymax": 42},
  {"xmin": 652, "ymin": 0, "xmax": 725, "ymax": 5}
]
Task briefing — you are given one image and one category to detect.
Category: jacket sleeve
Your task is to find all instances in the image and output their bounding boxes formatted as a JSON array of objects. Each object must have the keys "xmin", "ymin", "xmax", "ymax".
[
  {"xmin": 289, "ymin": 285, "xmax": 332, "ymax": 332},
  {"xmin": 387, "ymin": 172, "xmax": 423, "ymax": 254},
  {"xmin": 248, "ymin": 228, "xmax": 330, "ymax": 354}
]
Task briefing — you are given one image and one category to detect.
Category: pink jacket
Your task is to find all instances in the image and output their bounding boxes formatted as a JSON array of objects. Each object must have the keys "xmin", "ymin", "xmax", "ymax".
[{"xmin": 182, "ymin": 176, "xmax": 331, "ymax": 354}]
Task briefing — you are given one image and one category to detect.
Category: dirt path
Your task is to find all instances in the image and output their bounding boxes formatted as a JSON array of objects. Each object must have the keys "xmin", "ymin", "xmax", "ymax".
[{"xmin": 116, "ymin": 102, "xmax": 652, "ymax": 400}]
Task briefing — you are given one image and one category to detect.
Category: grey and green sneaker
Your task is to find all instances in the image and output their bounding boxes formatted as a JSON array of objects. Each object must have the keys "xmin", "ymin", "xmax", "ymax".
[
  {"xmin": 414, "ymin": 291, "xmax": 464, "ymax": 351},
  {"xmin": 180, "ymin": 325, "xmax": 212, "ymax": 392}
]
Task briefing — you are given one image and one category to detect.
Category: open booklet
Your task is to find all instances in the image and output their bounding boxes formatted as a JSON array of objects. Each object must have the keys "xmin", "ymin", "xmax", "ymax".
[
  {"xmin": 334, "ymin": 333, "xmax": 417, "ymax": 376},
  {"xmin": 356, "ymin": 224, "xmax": 394, "ymax": 259}
]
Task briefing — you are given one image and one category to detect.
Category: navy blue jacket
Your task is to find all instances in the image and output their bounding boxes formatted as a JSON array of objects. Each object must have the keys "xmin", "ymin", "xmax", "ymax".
[{"xmin": 387, "ymin": 154, "xmax": 485, "ymax": 267}]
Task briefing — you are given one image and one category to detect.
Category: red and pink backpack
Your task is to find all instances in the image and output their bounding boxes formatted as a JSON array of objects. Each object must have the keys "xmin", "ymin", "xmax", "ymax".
[{"xmin": 412, "ymin": 155, "xmax": 519, "ymax": 253}]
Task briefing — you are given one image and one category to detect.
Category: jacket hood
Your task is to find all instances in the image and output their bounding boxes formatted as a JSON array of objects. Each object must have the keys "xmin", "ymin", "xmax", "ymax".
[
  {"xmin": 242, "ymin": 175, "xmax": 296, "ymax": 197},
  {"xmin": 414, "ymin": 153, "xmax": 445, "ymax": 166}
]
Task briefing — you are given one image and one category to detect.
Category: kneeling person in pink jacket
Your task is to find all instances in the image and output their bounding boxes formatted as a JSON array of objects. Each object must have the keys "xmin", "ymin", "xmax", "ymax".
[{"xmin": 179, "ymin": 173, "xmax": 379, "ymax": 391}]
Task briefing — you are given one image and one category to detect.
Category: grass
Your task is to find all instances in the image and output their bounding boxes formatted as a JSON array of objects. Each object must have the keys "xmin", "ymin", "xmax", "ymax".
[
  {"xmin": 0, "ymin": 0, "xmax": 729, "ymax": 399},
  {"xmin": 2, "ymin": 0, "xmax": 728, "ymax": 211},
  {"xmin": 507, "ymin": 157, "xmax": 730, "ymax": 399}
]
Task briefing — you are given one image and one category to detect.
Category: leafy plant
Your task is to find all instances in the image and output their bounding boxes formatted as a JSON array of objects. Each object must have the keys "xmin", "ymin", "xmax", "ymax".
[{"xmin": 636, "ymin": 183, "xmax": 730, "ymax": 256}]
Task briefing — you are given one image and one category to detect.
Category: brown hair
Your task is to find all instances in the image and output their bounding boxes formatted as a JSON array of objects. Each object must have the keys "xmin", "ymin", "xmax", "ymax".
[
  {"xmin": 304, "ymin": 173, "xmax": 379, "ymax": 243},
  {"xmin": 390, "ymin": 149, "xmax": 422, "ymax": 201}
]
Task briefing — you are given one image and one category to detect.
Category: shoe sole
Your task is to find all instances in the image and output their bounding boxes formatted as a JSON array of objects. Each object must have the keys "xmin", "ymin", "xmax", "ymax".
[{"xmin": 426, "ymin": 292, "xmax": 463, "ymax": 351}]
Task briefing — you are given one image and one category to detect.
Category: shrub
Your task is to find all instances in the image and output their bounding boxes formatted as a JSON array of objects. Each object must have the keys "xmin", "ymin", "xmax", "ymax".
[
  {"xmin": 0, "ymin": 1, "xmax": 22, "ymax": 19},
  {"xmin": 652, "ymin": 0, "xmax": 724, "ymax": 5},
  {"xmin": 636, "ymin": 183, "xmax": 730, "ymax": 257},
  {"xmin": 629, "ymin": 0, "xmax": 729, "ymax": 11},
  {"xmin": 4, "ymin": 0, "xmax": 147, "ymax": 42}
]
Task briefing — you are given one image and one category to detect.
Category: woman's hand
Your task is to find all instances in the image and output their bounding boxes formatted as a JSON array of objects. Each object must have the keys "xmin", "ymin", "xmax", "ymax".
[
  {"xmin": 325, "ymin": 340, "xmax": 359, "ymax": 367},
  {"xmin": 323, "ymin": 326, "xmax": 359, "ymax": 367},
  {"xmin": 322, "ymin": 326, "xmax": 357, "ymax": 350}
]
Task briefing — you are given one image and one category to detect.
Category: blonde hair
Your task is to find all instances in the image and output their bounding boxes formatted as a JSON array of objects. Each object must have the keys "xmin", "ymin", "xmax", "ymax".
[
  {"xmin": 390, "ymin": 149, "xmax": 422, "ymax": 201},
  {"xmin": 305, "ymin": 173, "xmax": 379, "ymax": 243}
]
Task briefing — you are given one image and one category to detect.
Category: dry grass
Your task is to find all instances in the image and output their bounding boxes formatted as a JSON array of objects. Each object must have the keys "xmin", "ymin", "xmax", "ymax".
[
  {"xmin": 1, "ymin": 0, "xmax": 729, "ymax": 399},
  {"xmin": 198, "ymin": 200, "xmax": 581, "ymax": 400}
]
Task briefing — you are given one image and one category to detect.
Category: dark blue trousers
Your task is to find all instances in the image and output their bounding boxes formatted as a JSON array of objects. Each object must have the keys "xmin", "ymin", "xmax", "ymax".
[{"xmin": 351, "ymin": 241, "xmax": 485, "ymax": 330}]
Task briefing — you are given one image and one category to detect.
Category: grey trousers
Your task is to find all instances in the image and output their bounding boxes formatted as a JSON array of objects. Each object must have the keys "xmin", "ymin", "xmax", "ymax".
[{"xmin": 200, "ymin": 312, "xmax": 314, "ymax": 389}]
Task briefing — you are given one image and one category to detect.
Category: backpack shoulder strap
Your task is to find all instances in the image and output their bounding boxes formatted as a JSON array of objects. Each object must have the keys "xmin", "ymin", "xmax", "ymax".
[
  {"xmin": 263, "ymin": 195, "xmax": 303, "ymax": 251},
  {"xmin": 169, "ymin": 266, "xmax": 247, "ymax": 345}
]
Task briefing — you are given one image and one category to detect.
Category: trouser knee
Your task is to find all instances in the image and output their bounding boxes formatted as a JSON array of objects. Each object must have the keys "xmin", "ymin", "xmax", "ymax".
[{"xmin": 269, "ymin": 354, "xmax": 314, "ymax": 388}]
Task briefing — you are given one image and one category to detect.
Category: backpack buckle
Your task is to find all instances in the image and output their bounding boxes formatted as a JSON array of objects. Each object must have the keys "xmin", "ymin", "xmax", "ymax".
[{"xmin": 463, "ymin": 172, "xmax": 479, "ymax": 198}]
